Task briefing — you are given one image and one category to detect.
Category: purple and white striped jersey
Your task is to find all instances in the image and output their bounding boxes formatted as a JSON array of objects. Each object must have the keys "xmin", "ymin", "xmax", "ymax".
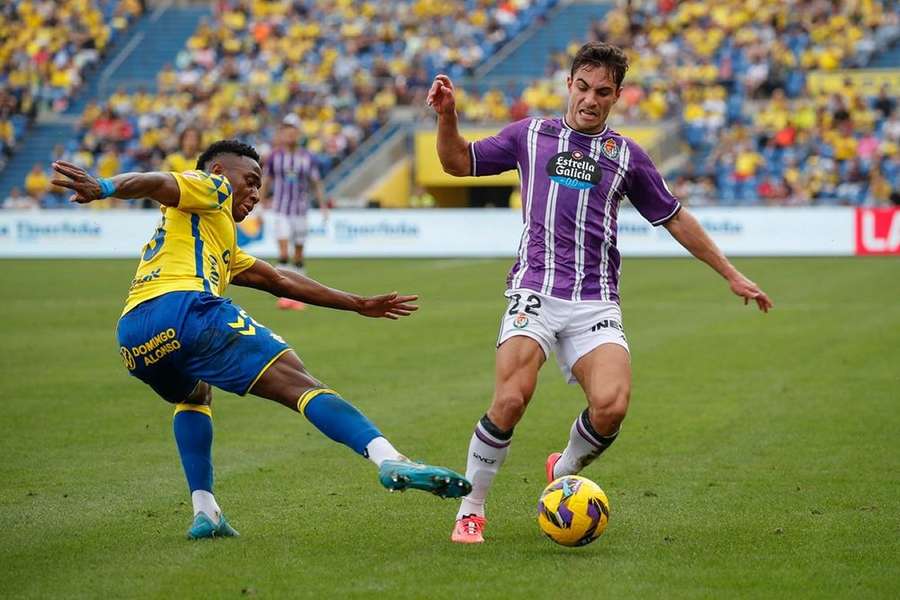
[
  {"xmin": 470, "ymin": 117, "xmax": 681, "ymax": 304},
  {"xmin": 264, "ymin": 147, "xmax": 321, "ymax": 216}
]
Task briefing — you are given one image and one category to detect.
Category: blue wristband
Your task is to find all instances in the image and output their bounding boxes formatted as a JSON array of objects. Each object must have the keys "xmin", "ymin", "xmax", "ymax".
[{"xmin": 98, "ymin": 178, "xmax": 116, "ymax": 199}]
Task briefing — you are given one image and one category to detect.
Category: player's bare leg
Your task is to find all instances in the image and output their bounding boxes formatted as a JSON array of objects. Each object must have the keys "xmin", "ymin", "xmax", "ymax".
[
  {"xmin": 277, "ymin": 238, "xmax": 290, "ymax": 269},
  {"xmin": 247, "ymin": 350, "xmax": 323, "ymax": 406},
  {"xmin": 173, "ymin": 382, "xmax": 240, "ymax": 539},
  {"xmin": 549, "ymin": 344, "xmax": 631, "ymax": 480},
  {"xmin": 250, "ymin": 350, "xmax": 471, "ymax": 498},
  {"xmin": 453, "ymin": 336, "xmax": 545, "ymax": 543},
  {"xmin": 275, "ymin": 238, "xmax": 305, "ymax": 310},
  {"xmin": 487, "ymin": 336, "xmax": 546, "ymax": 430},
  {"xmin": 293, "ymin": 242, "xmax": 306, "ymax": 276}
]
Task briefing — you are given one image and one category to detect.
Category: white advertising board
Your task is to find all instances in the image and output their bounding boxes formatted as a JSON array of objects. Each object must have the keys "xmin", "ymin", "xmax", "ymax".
[
  {"xmin": 0, "ymin": 207, "xmax": 855, "ymax": 258},
  {"xmin": 615, "ymin": 207, "xmax": 853, "ymax": 257}
]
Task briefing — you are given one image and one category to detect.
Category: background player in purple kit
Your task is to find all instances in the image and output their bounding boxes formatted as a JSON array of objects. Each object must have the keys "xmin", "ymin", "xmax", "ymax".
[
  {"xmin": 427, "ymin": 42, "xmax": 774, "ymax": 544},
  {"xmin": 263, "ymin": 114, "xmax": 327, "ymax": 310}
]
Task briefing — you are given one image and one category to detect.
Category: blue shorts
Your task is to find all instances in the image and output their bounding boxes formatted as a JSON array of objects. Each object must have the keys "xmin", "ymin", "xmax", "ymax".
[{"xmin": 116, "ymin": 291, "xmax": 291, "ymax": 403}]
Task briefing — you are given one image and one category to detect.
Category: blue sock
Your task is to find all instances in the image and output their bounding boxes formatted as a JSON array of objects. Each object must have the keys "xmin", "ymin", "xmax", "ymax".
[
  {"xmin": 298, "ymin": 389, "xmax": 381, "ymax": 456},
  {"xmin": 173, "ymin": 405, "xmax": 213, "ymax": 493}
]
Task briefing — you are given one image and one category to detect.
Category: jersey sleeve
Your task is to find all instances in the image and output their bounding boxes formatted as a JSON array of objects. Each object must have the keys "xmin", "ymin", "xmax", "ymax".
[
  {"xmin": 622, "ymin": 141, "xmax": 681, "ymax": 226},
  {"xmin": 229, "ymin": 246, "xmax": 257, "ymax": 281},
  {"xmin": 171, "ymin": 170, "xmax": 233, "ymax": 213},
  {"xmin": 469, "ymin": 118, "xmax": 529, "ymax": 176}
]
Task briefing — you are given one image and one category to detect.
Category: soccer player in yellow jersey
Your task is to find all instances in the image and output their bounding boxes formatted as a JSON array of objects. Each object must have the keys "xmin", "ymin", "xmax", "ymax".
[{"xmin": 50, "ymin": 140, "xmax": 470, "ymax": 540}]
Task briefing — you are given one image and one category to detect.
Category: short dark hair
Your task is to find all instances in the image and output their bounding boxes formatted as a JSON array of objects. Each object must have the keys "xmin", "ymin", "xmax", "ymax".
[
  {"xmin": 570, "ymin": 42, "xmax": 629, "ymax": 88},
  {"xmin": 196, "ymin": 139, "xmax": 260, "ymax": 171}
]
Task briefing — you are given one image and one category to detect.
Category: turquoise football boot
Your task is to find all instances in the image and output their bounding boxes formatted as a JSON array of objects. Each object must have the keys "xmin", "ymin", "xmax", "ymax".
[
  {"xmin": 187, "ymin": 512, "xmax": 240, "ymax": 540},
  {"xmin": 379, "ymin": 459, "xmax": 472, "ymax": 498}
]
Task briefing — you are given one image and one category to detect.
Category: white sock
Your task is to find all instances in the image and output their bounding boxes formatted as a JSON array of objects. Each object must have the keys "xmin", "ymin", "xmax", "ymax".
[
  {"xmin": 192, "ymin": 490, "xmax": 222, "ymax": 524},
  {"xmin": 456, "ymin": 418, "xmax": 512, "ymax": 519},
  {"xmin": 365, "ymin": 436, "xmax": 402, "ymax": 467},
  {"xmin": 554, "ymin": 410, "xmax": 619, "ymax": 478}
]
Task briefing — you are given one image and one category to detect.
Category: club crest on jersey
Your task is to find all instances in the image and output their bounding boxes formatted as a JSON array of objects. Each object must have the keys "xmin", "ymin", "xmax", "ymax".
[
  {"xmin": 546, "ymin": 150, "xmax": 601, "ymax": 190},
  {"xmin": 513, "ymin": 313, "xmax": 529, "ymax": 329},
  {"xmin": 601, "ymin": 138, "xmax": 619, "ymax": 160}
]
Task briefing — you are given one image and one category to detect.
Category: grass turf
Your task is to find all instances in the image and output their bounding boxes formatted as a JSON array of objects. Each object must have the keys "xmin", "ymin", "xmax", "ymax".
[{"xmin": 1, "ymin": 257, "xmax": 898, "ymax": 599}]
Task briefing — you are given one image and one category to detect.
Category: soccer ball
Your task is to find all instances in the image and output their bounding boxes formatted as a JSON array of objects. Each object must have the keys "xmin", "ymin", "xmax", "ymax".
[{"xmin": 537, "ymin": 475, "xmax": 610, "ymax": 546}]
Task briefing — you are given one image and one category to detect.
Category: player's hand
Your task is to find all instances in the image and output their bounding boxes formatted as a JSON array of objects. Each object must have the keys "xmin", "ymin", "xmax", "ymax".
[
  {"xmin": 356, "ymin": 292, "xmax": 419, "ymax": 320},
  {"xmin": 426, "ymin": 75, "xmax": 457, "ymax": 116},
  {"xmin": 728, "ymin": 273, "xmax": 773, "ymax": 313},
  {"xmin": 51, "ymin": 160, "xmax": 103, "ymax": 204}
]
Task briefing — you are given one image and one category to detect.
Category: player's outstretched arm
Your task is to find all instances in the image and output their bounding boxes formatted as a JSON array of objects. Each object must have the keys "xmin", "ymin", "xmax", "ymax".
[
  {"xmin": 51, "ymin": 160, "xmax": 180, "ymax": 206},
  {"xmin": 231, "ymin": 259, "xmax": 418, "ymax": 319},
  {"xmin": 427, "ymin": 74, "xmax": 471, "ymax": 176},
  {"xmin": 664, "ymin": 208, "xmax": 774, "ymax": 313}
]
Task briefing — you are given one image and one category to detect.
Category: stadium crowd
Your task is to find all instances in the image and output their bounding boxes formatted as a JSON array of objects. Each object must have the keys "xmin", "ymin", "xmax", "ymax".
[
  {"xmin": 681, "ymin": 82, "xmax": 900, "ymax": 205},
  {"xmin": 3, "ymin": 0, "xmax": 900, "ymax": 208},
  {"xmin": 8, "ymin": 0, "xmax": 556, "ymax": 208},
  {"xmin": 0, "ymin": 0, "xmax": 144, "ymax": 173},
  {"xmin": 453, "ymin": 0, "xmax": 900, "ymax": 205},
  {"xmin": 457, "ymin": 0, "xmax": 899, "ymax": 122}
]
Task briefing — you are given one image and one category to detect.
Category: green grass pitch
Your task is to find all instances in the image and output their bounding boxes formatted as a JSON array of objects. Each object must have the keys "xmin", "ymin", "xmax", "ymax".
[{"xmin": 1, "ymin": 257, "xmax": 898, "ymax": 598}]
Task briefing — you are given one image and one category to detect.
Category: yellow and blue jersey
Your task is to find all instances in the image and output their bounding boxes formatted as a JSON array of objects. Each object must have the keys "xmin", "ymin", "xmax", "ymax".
[
  {"xmin": 122, "ymin": 170, "xmax": 257, "ymax": 316},
  {"xmin": 117, "ymin": 170, "xmax": 290, "ymax": 400}
]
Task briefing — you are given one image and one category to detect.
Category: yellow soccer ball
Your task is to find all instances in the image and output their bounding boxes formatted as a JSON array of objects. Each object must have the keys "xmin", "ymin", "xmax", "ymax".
[{"xmin": 537, "ymin": 475, "xmax": 610, "ymax": 546}]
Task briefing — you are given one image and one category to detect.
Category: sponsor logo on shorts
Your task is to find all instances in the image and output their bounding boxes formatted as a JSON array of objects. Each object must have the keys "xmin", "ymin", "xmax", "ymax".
[
  {"xmin": 119, "ymin": 346, "xmax": 136, "ymax": 370},
  {"xmin": 131, "ymin": 328, "xmax": 181, "ymax": 366},
  {"xmin": 590, "ymin": 319, "xmax": 624, "ymax": 333},
  {"xmin": 227, "ymin": 310, "xmax": 257, "ymax": 336},
  {"xmin": 513, "ymin": 312, "xmax": 529, "ymax": 329}
]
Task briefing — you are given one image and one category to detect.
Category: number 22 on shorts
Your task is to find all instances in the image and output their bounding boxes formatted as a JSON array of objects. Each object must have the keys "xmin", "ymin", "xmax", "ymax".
[{"xmin": 508, "ymin": 293, "xmax": 542, "ymax": 316}]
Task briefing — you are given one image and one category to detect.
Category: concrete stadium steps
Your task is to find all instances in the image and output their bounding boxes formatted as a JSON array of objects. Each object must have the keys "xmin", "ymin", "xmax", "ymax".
[
  {"xmin": 480, "ymin": 2, "xmax": 612, "ymax": 80},
  {"xmin": 82, "ymin": 4, "xmax": 211, "ymax": 102},
  {"xmin": 0, "ymin": 124, "xmax": 74, "ymax": 199},
  {"xmin": 868, "ymin": 43, "xmax": 900, "ymax": 68},
  {"xmin": 0, "ymin": 8, "xmax": 151, "ymax": 199},
  {"xmin": 0, "ymin": 5, "xmax": 210, "ymax": 200},
  {"xmin": 325, "ymin": 119, "xmax": 410, "ymax": 202}
]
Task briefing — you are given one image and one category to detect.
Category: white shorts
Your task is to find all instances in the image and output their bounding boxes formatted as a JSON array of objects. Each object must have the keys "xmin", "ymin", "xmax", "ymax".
[
  {"xmin": 496, "ymin": 289, "xmax": 630, "ymax": 384},
  {"xmin": 272, "ymin": 212, "xmax": 308, "ymax": 245}
]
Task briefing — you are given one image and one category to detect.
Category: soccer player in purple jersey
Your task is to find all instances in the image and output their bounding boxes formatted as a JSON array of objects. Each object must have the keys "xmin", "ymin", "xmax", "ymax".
[
  {"xmin": 263, "ymin": 114, "xmax": 327, "ymax": 310},
  {"xmin": 428, "ymin": 42, "xmax": 774, "ymax": 544}
]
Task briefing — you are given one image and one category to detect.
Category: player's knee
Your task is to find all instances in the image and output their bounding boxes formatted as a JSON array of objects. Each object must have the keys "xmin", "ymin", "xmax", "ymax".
[
  {"xmin": 489, "ymin": 389, "xmax": 529, "ymax": 430},
  {"xmin": 587, "ymin": 384, "xmax": 629, "ymax": 430}
]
